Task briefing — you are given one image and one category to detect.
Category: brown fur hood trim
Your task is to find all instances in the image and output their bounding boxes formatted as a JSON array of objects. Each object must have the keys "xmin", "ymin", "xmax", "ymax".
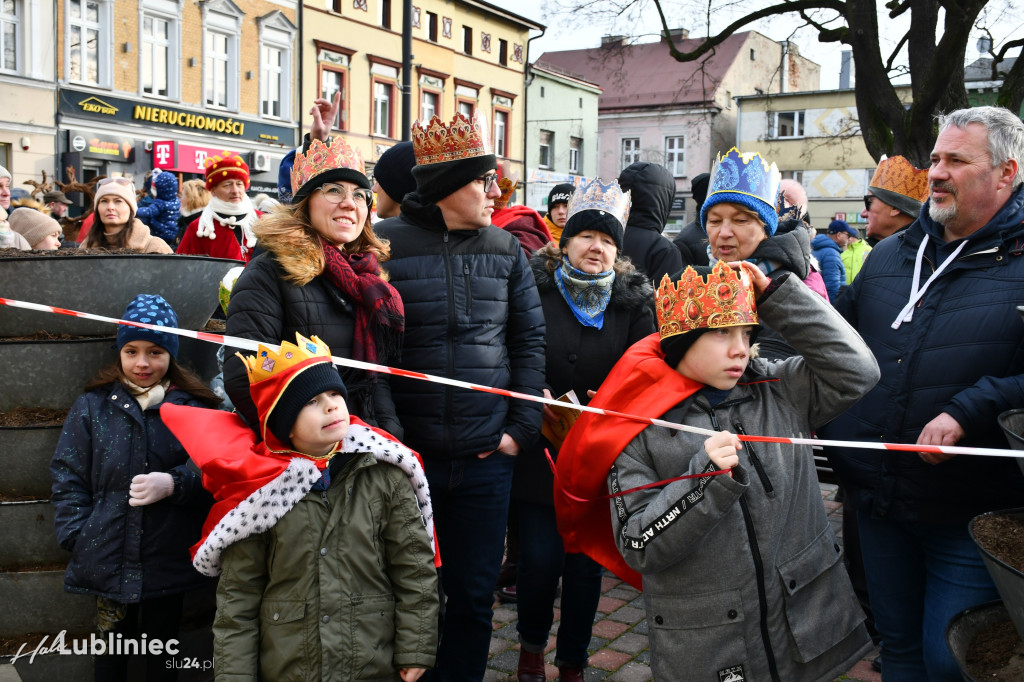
[{"xmin": 253, "ymin": 212, "xmax": 324, "ymax": 286}]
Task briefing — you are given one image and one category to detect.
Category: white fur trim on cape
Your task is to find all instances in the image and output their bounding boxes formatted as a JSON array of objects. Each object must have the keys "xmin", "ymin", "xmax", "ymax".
[
  {"xmin": 196, "ymin": 196, "xmax": 258, "ymax": 254},
  {"xmin": 193, "ymin": 457, "xmax": 321, "ymax": 576},
  {"xmin": 192, "ymin": 423, "xmax": 434, "ymax": 577}
]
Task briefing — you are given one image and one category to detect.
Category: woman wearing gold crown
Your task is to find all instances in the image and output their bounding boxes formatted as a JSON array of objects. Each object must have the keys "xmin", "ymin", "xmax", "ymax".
[
  {"xmin": 553, "ymin": 252, "xmax": 880, "ymax": 680},
  {"xmin": 511, "ymin": 177, "xmax": 655, "ymax": 681},
  {"xmin": 223, "ymin": 134, "xmax": 405, "ymax": 439}
]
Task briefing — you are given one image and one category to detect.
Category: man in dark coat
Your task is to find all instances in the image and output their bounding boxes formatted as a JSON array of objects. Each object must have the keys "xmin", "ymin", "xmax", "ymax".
[
  {"xmin": 617, "ymin": 162, "xmax": 682, "ymax": 284},
  {"xmin": 860, "ymin": 155, "xmax": 929, "ymax": 246},
  {"xmin": 822, "ymin": 106, "xmax": 1024, "ymax": 681},
  {"xmin": 672, "ymin": 172, "xmax": 710, "ymax": 266},
  {"xmin": 376, "ymin": 112, "xmax": 546, "ymax": 682}
]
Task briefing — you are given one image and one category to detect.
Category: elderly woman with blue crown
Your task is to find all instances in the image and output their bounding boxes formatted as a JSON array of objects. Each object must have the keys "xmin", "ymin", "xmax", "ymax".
[
  {"xmin": 701, "ymin": 148, "xmax": 828, "ymax": 361},
  {"xmin": 510, "ymin": 177, "xmax": 656, "ymax": 682},
  {"xmin": 223, "ymin": 135, "xmax": 405, "ymax": 439}
]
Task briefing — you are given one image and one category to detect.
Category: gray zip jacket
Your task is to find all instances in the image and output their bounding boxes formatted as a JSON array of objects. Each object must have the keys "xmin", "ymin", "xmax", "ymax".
[{"xmin": 609, "ymin": 274, "xmax": 878, "ymax": 682}]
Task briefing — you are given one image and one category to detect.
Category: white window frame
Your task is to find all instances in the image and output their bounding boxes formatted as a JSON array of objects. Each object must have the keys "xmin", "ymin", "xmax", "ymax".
[
  {"xmin": 258, "ymin": 12, "xmax": 296, "ymax": 122},
  {"xmin": 0, "ymin": 0, "xmax": 20, "ymax": 74},
  {"xmin": 421, "ymin": 90, "xmax": 438, "ymax": 122},
  {"xmin": 569, "ymin": 137, "xmax": 581, "ymax": 174},
  {"xmin": 621, "ymin": 137, "xmax": 640, "ymax": 168},
  {"xmin": 664, "ymin": 135, "xmax": 685, "ymax": 177},
  {"xmin": 773, "ymin": 110, "xmax": 805, "ymax": 139},
  {"xmin": 139, "ymin": 0, "xmax": 181, "ymax": 100},
  {"xmin": 494, "ymin": 110, "xmax": 507, "ymax": 157},
  {"xmin": 373, "ymin": 80, "xmax": 392, "ymax": 137},
  {"xmin": 539, "ymin": 129, "xmax": 553, "ymax": 169},
  {"xmin": 201, "ymin": 0, "xmax": 242, "ymax": 112},
  {"xmin": 66, "ymin": 0, "xmax": 112, "ymax": 87}
]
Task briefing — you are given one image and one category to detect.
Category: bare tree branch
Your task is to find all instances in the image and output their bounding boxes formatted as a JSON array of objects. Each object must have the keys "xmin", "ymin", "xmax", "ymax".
[{"xmin": 885, "ymin": 30, "xmax": 911, "ymax": 72}]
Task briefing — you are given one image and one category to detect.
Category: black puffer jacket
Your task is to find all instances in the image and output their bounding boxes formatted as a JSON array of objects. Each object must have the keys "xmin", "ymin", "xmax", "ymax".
[
  {"xmin": 512, "ymin": 245, "xmax": 656, "ymax": 506},
  {"xmin": 51, "ymin": 384, "xmax": 212, "ymax": 602},
  {"xmin": 224, "ymin": 252, "xmax": 402, "ymax": 438},
  {"xmin": 618, "ymin": 162, "xmax": 682, "ymax": 285},
  {"xmin": 375, "ymin": 194, "xmax": 546, "ymax": 459},
  {"xmin": 672, "ymin": 219, "xmax": 707, "ymax": 267}
]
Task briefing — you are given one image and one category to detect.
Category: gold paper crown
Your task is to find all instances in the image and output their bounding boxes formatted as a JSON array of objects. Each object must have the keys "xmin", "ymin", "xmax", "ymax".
[
  {"xmin": 656, "ymin": 261, "xmax": 758, "ymax": 339},
  {"xmin": 291, "ymin": 136, "xmax": 366, "ymax": 194},
  {"xmin": 240, "ymin": 333, "xmax": 333, "ymax": 384},
  {"xmin": 493, "ymin": 159, "xmax": 519, "ymax": 210},
  {"xmin": 869, "ymin": 155, "xmax": 929, "ymax": 202},
  {"xmin": 566, "ymin": 177, "xmax": 631, "ymax": 228},
  {"xmin": 411, "ymin": 112, "xmax": 491, "ymax": 166}
]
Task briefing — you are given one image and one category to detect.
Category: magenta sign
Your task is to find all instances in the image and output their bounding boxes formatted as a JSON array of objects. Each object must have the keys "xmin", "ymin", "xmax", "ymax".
[{"xmin": 152, "ymin": 141, "xmax": 240, "ymax": 173}]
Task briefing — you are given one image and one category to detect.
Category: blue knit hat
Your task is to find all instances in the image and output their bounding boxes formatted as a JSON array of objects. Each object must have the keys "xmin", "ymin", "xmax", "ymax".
[
  {"xmin": 117, "ymin": 294, "xmax": 179, "ymax": 359},
  {"xmin": 700, "ymin": 148, "xmax": 782, "ymax": 237},
  {"xmin": 278, "ymin": 148, "xmax": 296, "ymax": 204}
]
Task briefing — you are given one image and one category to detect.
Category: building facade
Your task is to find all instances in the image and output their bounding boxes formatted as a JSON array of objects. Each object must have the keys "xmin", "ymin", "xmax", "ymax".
[
  {"xmin": 735, "ymin": 86, "xmax": 915, "ymax": 229},
  {"xmin": 55, "ymin": 0, "xmax": 299, "ymax": 205},
  {"xmin": 524, "ymin": 62, "xmax": 601, "ymax": 212},
  {"xmin": 0, "ymin": 0, "xmax": 58, "ymax": 192},
  {"xmin": 537, "ymin": 30, "xmax": 819, "ymax": 230},
  {"xmin": 301, "ymin": 0, "xmax": 542, "ymax": 182}
]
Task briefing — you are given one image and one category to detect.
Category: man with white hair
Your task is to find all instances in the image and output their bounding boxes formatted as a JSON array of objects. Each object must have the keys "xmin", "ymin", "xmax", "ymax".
[{"xmin": 823, "ymin": 106, "xmax": 1024, "ymax": 682}]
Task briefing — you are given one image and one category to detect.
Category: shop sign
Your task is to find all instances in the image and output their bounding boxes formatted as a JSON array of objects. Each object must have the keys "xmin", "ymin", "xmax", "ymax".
[
  {"xmin": 67, "ymin": 129, "xmax": 136, "ymax": 162},
  {"xmin": 153, "ymin": 141, "xmax": 242, "ymax": 173},
  {"xmin": 60, "ymin": 88, "xmax": 296, "ymax": 146}
]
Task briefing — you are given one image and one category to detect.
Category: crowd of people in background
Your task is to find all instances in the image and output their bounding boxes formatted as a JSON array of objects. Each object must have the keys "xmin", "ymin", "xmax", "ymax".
[{"xmin": 4, "ymin": 102, "xmax": 1021, "ymax": 682}]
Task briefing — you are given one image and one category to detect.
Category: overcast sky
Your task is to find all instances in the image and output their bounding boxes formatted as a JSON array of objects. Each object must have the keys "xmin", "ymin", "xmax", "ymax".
[{"xmin": 515, "ymin": 0, "xmax": 1023, "ymax": 90}]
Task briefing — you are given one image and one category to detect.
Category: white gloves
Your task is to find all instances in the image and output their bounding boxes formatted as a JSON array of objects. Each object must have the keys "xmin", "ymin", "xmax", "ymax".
[{"xmin": 128, "ymin": 472, "xmax": 174, "ymax": 507}]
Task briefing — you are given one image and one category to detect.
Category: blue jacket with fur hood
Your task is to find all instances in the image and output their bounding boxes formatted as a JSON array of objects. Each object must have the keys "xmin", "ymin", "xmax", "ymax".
[{"xmin": 136, "ymin": 170, "xmax": 181, "ymax": 243}]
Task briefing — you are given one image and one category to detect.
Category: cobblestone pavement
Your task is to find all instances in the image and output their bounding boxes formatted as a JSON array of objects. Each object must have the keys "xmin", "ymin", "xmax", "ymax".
[{"xmin": 484, "ymin": 482, "xmax": 882, "ymax": 682}]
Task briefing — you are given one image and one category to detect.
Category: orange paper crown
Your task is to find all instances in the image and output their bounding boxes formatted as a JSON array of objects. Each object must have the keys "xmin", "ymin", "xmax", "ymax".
[
  {"xmin": 493, "ymin": 159, "xmax": 519, "ymax": 209},
  {"xmin": 290, "ymin": 136, "xmax": 366, "ymax": 195},
  {"xmin": 869, "ymin": 155, "xmax": 929, "ymax": 202},
  {"xmin": 411, "ymin": 112, "xmax": 492, "ymax": 166},
  {"xmin": 656, "ymin": 261, "xmax": 758, "ymax": 339},
  {"xmin": 204, "ymin": 151, "xmax": 250, "ymax": 191}
]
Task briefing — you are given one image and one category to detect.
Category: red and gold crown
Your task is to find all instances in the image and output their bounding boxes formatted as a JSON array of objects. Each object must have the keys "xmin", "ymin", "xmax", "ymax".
[
  {"xmin": 411, "ymin": 112, "xmax": 492, "ymax": 166},
  {"xmin": 869, "ymin": 155, "xmax": 929, "ymax": 203},
  {"xmin": 239, "ymin": 333, "xmax": 333, "ymax": 385},
  {"xmin": 656, "ymin": 261, "xmax": 758, "ymax": 339},
  {"xmin": 291, "ymin": 136, "xmax": 366, "ymax": 196},
  {"xmin": 493, "ymin": 159, "xmax": 519, "ymax": 210},
  {"xmin": 204, "ymin": 151, "xmax": 250, "ymax": 191}
]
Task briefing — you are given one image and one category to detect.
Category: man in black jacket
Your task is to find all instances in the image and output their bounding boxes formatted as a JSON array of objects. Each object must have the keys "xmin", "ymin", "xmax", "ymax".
[
  {"xmin": 618, "ymin": 162, "xmax": 682, "ymax": 284},
  {"xmin": 376, "ymin": 112, "xmax": 546, "ymax": 682}
]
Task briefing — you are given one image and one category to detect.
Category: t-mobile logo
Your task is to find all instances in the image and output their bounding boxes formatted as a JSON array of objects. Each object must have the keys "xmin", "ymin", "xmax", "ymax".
[{"xmin": 154, "ymin": 143, "xmax": 172, "ymax": 166}]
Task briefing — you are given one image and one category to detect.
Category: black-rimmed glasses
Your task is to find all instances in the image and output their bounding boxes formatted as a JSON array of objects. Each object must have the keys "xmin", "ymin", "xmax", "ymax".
[
  {"xmin": 479, "ymin": 174, "xmax": 498, "ymax": 193},
  {"xmin": 318, "ymin": 183, "xmax": 373, "ymax": 207}
]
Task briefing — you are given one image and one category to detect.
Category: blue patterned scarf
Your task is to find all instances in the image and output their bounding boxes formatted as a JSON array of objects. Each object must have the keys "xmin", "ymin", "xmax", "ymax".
[{"xmin": 554, "ymin": 257, "xmax": 615, "ymax": 329}]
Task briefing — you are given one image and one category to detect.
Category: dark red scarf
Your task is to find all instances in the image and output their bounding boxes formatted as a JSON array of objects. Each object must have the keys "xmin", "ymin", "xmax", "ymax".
[{"xmin": 319, "ymin": 237, "xmax": 405, "ymax": 364}]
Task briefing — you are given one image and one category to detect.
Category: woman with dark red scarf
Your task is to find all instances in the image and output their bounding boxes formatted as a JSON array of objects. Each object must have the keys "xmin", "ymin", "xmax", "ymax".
[{"xmin": 223, "ymin": 135, "xmax": 406, "ymax": 439}]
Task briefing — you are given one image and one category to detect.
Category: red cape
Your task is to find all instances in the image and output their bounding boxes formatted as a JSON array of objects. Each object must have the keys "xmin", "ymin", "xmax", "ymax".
[
  {"xmin": 492, "ymin": 205, "xmax": 554, "ymax": 255},
  {"xmin": 554, "ymin": 333, "xmax": 701, "ymax": 589}
]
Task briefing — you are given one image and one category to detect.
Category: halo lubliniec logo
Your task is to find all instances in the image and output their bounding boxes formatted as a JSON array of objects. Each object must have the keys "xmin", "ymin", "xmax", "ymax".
[{"xmin": 10, "ymin": 631, "xmax": 181, "ymax": 665}]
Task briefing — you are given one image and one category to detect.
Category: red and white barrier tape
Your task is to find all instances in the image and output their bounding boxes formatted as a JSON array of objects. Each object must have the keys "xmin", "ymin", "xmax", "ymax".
[{"xmin": 3, "ymin": 296, "xmax": 1023, "ymax": 460}]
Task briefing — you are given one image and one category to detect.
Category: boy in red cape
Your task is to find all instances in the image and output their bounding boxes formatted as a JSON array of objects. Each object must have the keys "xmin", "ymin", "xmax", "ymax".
[
  {"xmin": 555, "ymin": 260, "xmax": 878, "ymax": 682},
  {"xmin": 161, "ymin": 333, "xmax": 438, "ymax": 681}
]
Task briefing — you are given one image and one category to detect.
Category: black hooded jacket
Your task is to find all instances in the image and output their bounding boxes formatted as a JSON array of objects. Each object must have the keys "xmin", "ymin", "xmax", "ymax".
[{"xmin": 618, "ymin": 163, "xmax": 682, "ymax": 285}]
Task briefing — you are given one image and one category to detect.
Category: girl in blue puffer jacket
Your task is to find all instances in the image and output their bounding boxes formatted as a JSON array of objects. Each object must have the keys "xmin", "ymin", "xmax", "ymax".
[
  {"xmin": 50, "ymin": 294, "xmax": 221, "ymax": 682},
  {"xmin": 136, "ymin": 169, "xmax": 181, "ymax": 243}
]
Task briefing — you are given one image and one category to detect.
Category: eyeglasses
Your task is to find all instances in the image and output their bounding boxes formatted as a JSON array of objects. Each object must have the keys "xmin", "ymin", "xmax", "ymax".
[
  {"xmin": 863, "ymin": 194, "xmax": 876, "ymax": 210},
  {"xmin": 317, "ymin": 183, "xmax": 373, "ymax": 207},
  {"xmin": 97, "ymin": 176, "xmax": 135, "ymax": 188},
  {"xmin": 479, "ymin": 174, "xmax": 498, "ymax": 193}
]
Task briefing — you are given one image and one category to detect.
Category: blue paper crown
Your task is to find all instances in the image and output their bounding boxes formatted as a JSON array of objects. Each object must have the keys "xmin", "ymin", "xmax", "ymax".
[
  {"xmin": 706, "ymin": 148, "xmax": 782, "ymax": 210},
  {"xmin": 566, "ymin": 177, "xmax": 631, "ymax": 228}
]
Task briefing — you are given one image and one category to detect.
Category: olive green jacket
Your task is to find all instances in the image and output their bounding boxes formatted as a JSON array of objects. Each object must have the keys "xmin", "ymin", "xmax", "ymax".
[{"xmin": 213, "ymin": 453, "xmax": 439, "ymax": 681}]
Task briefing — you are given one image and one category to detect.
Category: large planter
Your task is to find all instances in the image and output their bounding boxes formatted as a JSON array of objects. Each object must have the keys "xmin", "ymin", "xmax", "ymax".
[
  {"xmin": 0, "ymin": 501, "xmax": 69, "ymax": 570},
  {"xmin": 945, "ymin": 600, "xmax": 1013, "ymax": 682},
  {"xmin": 0, "ymin": 424, "xmax": 61, "ymax": 498},
  {"xmin": 970, "ymin": 509, "xmax": 1024, "ymax": 643},
  {"xmin": 0, "ymin": 570, "xmax": 96, "ymax": 637},
  {"xmin": 0, "ymin": 253, "xmax": 240, "ymax": 337},
  {"xmin": 998, "ymin": 408, "xmax": 1024, "ymax": 477}
]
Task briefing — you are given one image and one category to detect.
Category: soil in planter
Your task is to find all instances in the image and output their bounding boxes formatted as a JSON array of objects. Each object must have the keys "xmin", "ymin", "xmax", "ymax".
[
  {"xmin": 0, "ymin": 407, "xmax": 68, "ymax": 427},
  {"xmin": 0, "ymin": 247, "xmax": 158, "ymax": 258},
  {"xmin": 2, "ymin": 331, "xmax": 103, "ymax": 341},
  {"xmin": 974, "ymin": 514, "xmax": 1024, "ymax": 573},
  {"xmin": 967, "ymin": 620, "xmax": 1024, "ymax": 680}
]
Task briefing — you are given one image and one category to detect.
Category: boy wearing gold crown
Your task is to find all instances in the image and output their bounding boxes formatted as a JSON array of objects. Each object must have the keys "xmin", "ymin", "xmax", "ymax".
[
  {"xmin": 160, "ymin": 333, "xmax": 439, "ymax": 681},
  {"xmin": 554, "ymin": 257, "xmax": 879, "ymax": 681}
]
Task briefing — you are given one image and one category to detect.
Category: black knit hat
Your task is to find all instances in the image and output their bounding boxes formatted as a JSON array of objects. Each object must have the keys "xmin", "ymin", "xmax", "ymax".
[
  {"xmin": 267, "ymin": 363, "xmax": 348, "ymax": 449},
  {"xmin": 411, "ymin": 154, "xmax": 497, "ymax": 204},
  {"xmin": 547, "ymin": 183, "xmax": 575, "ymax": 213},
  {"xmin": 373, "ymin": 141, "xmax": 417, "ymax": 204},
  {"xmin": 559, "ymin": 210, "xmax": 624, "ymax": 251}
]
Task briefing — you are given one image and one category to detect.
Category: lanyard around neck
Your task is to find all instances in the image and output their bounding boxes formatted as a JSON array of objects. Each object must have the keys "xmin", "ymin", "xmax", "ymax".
[{"xmin": 891, "ymin": 234, "xmax": 967, "ymax": 329}]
